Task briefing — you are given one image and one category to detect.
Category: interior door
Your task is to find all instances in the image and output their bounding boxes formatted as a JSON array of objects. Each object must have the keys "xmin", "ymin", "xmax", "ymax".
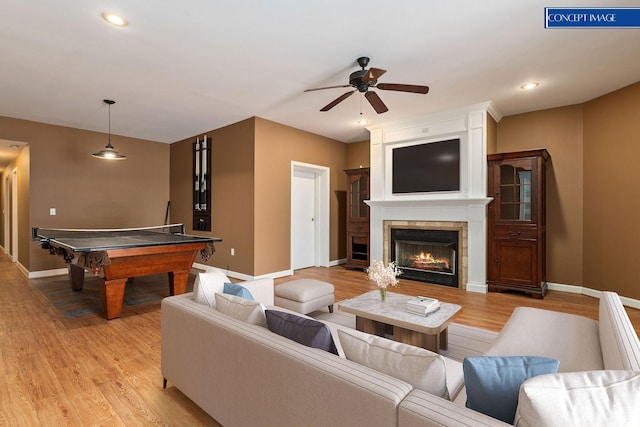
[{"xmin": 291, "ymin": 169, "xmax": 316, "ymax": 270}]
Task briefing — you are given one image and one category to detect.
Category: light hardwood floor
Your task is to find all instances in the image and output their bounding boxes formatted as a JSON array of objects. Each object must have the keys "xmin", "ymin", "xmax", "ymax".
[{"xmin": 1, "ymin": 255, "xmax": 639, "ymax": 425}]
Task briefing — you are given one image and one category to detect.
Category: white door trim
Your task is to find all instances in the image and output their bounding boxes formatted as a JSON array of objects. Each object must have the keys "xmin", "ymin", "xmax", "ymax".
[
  {"xmin": 290, "ymin": 161, "xmax": 330, "ymax": 269},
  {"xmin": 3, "ymin": 174, "xmax": 10, "ymax": 254},
  {"xmin": 11, "ymin": 168, "xmax": 18, "ymax": 262}
]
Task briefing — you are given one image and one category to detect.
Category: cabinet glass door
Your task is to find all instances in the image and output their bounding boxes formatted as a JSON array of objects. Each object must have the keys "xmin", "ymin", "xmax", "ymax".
[
  {"xmin": 350, "ymin": 176, "xmax": 369, "ymax": 219},
  {"xmin": 498, "ymin": 161, "xmax": 532, "ymax": 221}
]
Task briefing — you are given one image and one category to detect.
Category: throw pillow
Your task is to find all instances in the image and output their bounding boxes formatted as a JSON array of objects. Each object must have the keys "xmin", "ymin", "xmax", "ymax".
[
  {"xmin": 214, "ymin": 293, "xmax": 266, "ymax": 327},
  {"xmin": 337, "ymin": 328, "xmax": 449, "ymax": 399},
  {"xmin": 463, "ymin": 355, "xmax": 560, "ymax": 424},
  {"xmin": 223, "ymin": 282, "xmax": 255, "ymax": 301},
  {"xmin": 515, "ymin": 370, "xmax": 640, "ymax": 427},
  {"xmin": 264, "ymin": 310, "xmax": 338, "ymax": 355},
  {"xmin": 193, "ymin": 268, "xmax": 230, "ymax": 307}
]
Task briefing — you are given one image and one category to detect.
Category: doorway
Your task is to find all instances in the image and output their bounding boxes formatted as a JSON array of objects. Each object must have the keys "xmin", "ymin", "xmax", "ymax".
[
  {"xmin": 290, "ymin": 162, "xmax": 330, "ymax": 271},
  {"xmin": 4, "ymin": 173, "xmax": 10, "ymax": 256},
  {"xmin": 4, "ymin": 168, "xmax": 18, "ymax": 262}
]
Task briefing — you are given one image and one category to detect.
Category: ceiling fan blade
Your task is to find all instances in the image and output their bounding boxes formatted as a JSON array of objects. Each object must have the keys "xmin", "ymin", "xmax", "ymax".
[
  {"xmin": 320, "ymin": 90, "xmax": 355, "ymax": 111},
  {"xmin": 365, "ymin": 91, "xmax": 389, "ymax": 114},
  {"xmin": 304, "ymin": 84, "xmax": 352, "ymax": 92},
  {"xmin": 376, "ymin": 83, "xmax": 430, "ymax": 94},
  {"xmin": 363, "ymin": 67, "xmax": 387, "ymax": 82}
]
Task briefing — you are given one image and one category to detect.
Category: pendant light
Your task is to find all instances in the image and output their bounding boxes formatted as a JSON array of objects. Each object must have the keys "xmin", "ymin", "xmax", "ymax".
[{"xmin": 93, "ymin": 99, "xmax": 126, "ymax": 160}]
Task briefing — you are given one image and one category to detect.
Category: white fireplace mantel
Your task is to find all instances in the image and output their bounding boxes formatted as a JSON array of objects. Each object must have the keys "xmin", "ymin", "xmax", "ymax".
[
  {"xmin": 366, "ymin": 102, "xmax": 500, "ymax": 294},
  {"xmin": 366, "ymin": 198, "xmax": 492, "ymax": 208}
]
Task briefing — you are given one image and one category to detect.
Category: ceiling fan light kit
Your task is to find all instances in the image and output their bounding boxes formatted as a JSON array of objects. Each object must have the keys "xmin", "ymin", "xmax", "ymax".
[{"xmin": 305, "ymin": 56, "xmax": 429, "ymax": 114}]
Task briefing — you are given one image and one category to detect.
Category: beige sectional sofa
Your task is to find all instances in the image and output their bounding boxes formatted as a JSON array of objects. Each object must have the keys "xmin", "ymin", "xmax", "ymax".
[{"xmin": 161, "ymin": 273, "xmax": 640, "ymax": 427}]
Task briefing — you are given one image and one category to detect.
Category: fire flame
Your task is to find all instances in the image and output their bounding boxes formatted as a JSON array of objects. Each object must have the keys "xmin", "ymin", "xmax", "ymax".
[{"xmin": 413, "ymin": 252, "xmax": 450, "ymax": 270}]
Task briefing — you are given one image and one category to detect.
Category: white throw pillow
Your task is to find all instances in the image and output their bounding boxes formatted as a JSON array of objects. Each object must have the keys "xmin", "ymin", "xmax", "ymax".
[
  {"xmin": 215, "ymin": 293, "xmax": 267, "ymax": 327},
  {"xmin": 193, "ymin": 268, "xmax": 230, "ymax": 307},
  {"xmin": 338, "ymin": 328, "xmax": 449, "ymax": 399},
  {"xmin": 515, "ymin": 370, "xmax": 640, "ymax": 427}
]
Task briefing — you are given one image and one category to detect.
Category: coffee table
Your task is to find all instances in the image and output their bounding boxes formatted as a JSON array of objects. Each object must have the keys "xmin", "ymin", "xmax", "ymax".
[{"xmin": 338, "ymin": 290, "xmax": 462, "ymax": 353}]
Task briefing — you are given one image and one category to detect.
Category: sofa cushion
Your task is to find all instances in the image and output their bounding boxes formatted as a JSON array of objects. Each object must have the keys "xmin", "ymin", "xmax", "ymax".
[
  {"xmin": 338, "ymin": 328, "xmax": 450, "ymax": 399},
  {"xmin": 215, "ymin": 293, "xmax": 266, "ymax": 327},
  {"xmin": 515, "ymin": 370, "xmax": 640, "ymax": 427},
  {"xmin": 486, "ymin": 306, "xmax": 603, "ymax": 372},
  {"xmin": 265, "ymin": 310, "xmax": 338, "ymax": 355},
  {"xmin": 463, "ymin": 355, "xmax": 559, "ymax": 424},
  {"xmin": 223, "ymin": 282, "xmax": 255, "ymax": 301},
  {"xmin": 193, "ymin": 268, "xmax": 230, "ymax": 307}
]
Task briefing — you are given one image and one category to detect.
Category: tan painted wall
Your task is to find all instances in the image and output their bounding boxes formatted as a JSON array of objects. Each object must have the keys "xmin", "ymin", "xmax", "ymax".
[
  {"xmin": 0, "ymin": 116, "xmax": 170, "ymax": 271},
  {"xmin": 346, "ymin": 140, "xmax": 371, "ymax": 169},
  {"xmin": 497, "ymin": 105, "xmax": 584, "ymax": 288},
  {"xmin": 170, "ymin": 118, "xmax": 256, "ymax": 274},
  {"xmin": 583, "ymin": 82, "xmax": 640, "ymax": 298},
  {"xmin": 254, "ymin": 118, "xmax": 347, "ymax": 275},
  {"xmin": 169, "ymin": 117, "xmax": 347, "ymax": 277}
]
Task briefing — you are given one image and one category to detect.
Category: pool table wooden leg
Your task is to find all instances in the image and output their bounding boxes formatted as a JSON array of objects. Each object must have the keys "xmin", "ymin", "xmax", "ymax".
[
  {"xmin": 68, "ymin": 263, "xmax": 85, "ymax": 291},
  {"xmin": 168, "ymin": 270, "xmax": 190, "ymax": 295},
  {"xmin": 101, "ymin": 278, "xmax": 126, "ymax": 320}
]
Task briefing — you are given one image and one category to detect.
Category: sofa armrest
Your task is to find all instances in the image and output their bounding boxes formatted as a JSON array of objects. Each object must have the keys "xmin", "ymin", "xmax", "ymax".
[
  {"xmin": 599, "ymin": 291, "xmax": 640, "ymax": 370},
  {"xmin": 241, "ymin": 277, "xmax": 274, "ymax": 306},
  {"xmin": 399, "ymin": 389, "xmax": 510, "ymax": 427}
]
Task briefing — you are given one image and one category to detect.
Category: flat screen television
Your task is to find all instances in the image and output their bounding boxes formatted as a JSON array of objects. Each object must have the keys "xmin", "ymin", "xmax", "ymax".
[{"xmin": 392, "ymin": 138, "xmax": 460, "ymax": 193}]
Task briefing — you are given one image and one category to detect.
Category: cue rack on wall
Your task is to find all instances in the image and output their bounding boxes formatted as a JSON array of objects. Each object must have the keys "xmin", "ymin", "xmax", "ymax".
[{"xmin": 193, "ymin": 135, "xmax": 211, "ymax": 231}]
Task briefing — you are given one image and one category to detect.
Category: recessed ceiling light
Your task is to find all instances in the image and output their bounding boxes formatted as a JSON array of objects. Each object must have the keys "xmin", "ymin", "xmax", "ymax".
[
  {"xmin": 357, "ymin": 118, "xmax": 369, "ymax": 126},
  {"xmin": 102, "ymin": 13, "xmax": 128, "ymax": 27},
  {"xmin": 520, "ymin": 82, "xmax": 539, "ymax": 90}
]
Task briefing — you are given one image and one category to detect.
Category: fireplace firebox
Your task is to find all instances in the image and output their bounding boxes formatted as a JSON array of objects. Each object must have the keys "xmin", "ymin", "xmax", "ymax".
[{"xmin": 390, "ymin": 228, "xmax": 459, "ymax": 287}]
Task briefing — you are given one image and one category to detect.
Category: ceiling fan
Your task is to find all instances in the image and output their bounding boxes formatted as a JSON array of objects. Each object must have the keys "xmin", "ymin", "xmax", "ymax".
[{"xmin": 304, "ymin": 56, "xmax": 429, "ymax": 114}]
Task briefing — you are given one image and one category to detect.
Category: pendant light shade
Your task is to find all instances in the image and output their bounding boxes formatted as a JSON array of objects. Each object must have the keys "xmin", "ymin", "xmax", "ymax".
[{"xmin": 93, "ymin": 99, "xmax": 126, "ymax": 160}]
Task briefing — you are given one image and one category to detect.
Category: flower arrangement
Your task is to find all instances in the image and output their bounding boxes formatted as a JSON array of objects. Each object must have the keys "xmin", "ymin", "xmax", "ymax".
[{"xmin": 365, "ymin": 260, "xmax": 402, "ymax": 301}]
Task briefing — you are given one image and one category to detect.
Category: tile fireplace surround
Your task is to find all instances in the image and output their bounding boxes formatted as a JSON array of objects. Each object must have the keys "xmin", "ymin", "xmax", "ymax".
[
  {"xmin": 384, "ymin": 220, "xmax": 468, "ymax": 289},
  {"xmin": 366, "ymin": 102, "xmax": 501, "ymax": 293}
]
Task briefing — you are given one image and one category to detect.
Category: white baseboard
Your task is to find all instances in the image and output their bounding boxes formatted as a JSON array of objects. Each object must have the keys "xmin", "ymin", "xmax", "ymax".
[
  {"xmin": 547, "ymin": 281, "xmax": 640, "ymax": 310},
  {"xmin": 28, "ymin": 268, "xmax": 68, "ymax": 279},
  {"xmin": 329, "ymin": 258, "xmax": 347, "ymax": 267},
  {"xmin": 22, "ymin": 264, "xmax": 640, "ymax": 311},
  {"xmin": 466, "ymin": 282, "xmax": 488, "ymax": 294},
  {"xmin": 192, "ymin": 262, "xmax": 293, "ymax": 281},
  {"xmin": 15, "ymin": 261, "xmax": 29, "ymax": 277}
]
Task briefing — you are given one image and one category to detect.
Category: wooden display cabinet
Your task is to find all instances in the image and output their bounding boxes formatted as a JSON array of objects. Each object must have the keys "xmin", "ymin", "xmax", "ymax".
[
  {"xmin": 345, "ymin": 168, "xmax": 370, "ymax": 270},
  {"xmin": 487, "ymin": 149, "xmax": 549, "ymax": 298}
]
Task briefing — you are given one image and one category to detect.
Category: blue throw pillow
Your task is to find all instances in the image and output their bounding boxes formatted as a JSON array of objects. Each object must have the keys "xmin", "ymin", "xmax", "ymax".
[
  {"xmin": 223, "ymin": 282, "xmax": 254, "ymax": 301},
  {"xmin": 264, "ymin": 310, "xmax": 338, "ymax": 355},
  {"xmin": 463, "ymin": 356, "xmax": 559, "ymax": 424}
]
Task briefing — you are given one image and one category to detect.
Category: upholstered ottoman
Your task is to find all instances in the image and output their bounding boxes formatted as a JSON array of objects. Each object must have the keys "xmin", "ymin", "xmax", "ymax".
[{"xmin": 274, "ymin": 279, "xmax": 335, "ymax": 315}]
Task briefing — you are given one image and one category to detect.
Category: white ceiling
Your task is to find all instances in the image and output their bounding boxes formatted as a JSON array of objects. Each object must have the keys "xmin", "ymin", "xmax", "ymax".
[{"xmin": 1, "ymin": 0, "xmax": 639, "ymax": 165}]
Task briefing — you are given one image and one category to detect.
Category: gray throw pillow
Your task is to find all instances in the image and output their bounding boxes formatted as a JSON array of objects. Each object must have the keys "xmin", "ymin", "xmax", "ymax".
[{"xmin": 265, "ymin": 310, "xmax": 338, "ymax": 355}]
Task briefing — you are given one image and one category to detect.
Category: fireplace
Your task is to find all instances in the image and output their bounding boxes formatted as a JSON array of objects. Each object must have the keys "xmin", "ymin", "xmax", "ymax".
[
  {"xmin": 391, "ymin": 228, "xmax": 459, "ymax": 287},
  {"xmin": 383, "ymin": 220, "xmax": 468, "ymax": 289}
]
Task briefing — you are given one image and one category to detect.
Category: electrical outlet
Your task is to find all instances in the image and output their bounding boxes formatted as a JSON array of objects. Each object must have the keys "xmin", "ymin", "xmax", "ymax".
[
  {"xmin": 231, "ymin": 248, "xmax": 235, "ymax": 256},
  {"xmin": 49, "ymin": 208, "xmax": 56, "ymax": 216}
]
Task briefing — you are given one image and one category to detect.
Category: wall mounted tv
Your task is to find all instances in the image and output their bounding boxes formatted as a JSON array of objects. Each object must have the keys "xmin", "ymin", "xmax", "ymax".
[{"xmin": 392, "ymin": 138, "xmax": 460, "ymax": 193}]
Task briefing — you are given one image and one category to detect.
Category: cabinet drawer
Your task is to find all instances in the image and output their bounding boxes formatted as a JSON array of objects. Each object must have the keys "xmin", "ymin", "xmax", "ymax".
[
  {"xmin": 349, "ymin": 222, "xmax": 368, "ymax": 233},
  {"xmin": 494, "ymin": 227, "xmax": 538, "ymax": 240}
]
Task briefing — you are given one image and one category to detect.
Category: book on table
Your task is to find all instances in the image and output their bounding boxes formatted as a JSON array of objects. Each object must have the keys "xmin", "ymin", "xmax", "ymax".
[{"xmin": 406, "ymin": 296, "xmax": 440, "ymax": 316}]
